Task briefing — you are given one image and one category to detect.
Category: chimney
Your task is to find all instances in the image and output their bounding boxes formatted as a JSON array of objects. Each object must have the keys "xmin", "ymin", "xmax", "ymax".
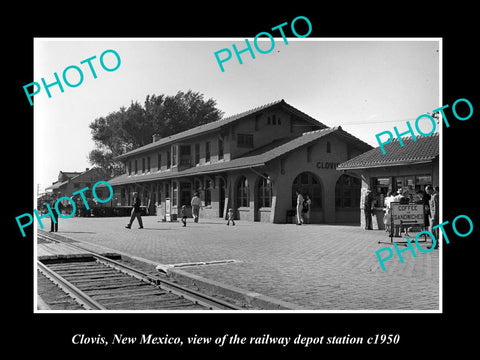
[{"xmin": 153, "ymin": 134, "xmax": 161, "ymax": 143}]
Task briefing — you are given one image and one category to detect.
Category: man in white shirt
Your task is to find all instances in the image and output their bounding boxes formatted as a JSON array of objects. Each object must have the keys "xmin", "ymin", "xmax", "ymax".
[
  {"xmin": 191, "ymin": 193, "xmax": 202, "ymax": 223},
  {"xmin": 295, "ymin": 190, "xmax": 304, "ymax": 225}
]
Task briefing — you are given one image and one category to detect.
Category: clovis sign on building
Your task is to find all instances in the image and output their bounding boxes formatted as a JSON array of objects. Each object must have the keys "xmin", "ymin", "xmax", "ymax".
[{"xmin": 316, "ymin": 161, "xmax": 340, "ymax": 169}]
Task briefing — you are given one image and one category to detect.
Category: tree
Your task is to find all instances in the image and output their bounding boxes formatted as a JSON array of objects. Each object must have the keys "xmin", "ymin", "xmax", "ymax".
[{"xmin": 88, "ymin": 90, "xmax": 224, "ymax": 177}]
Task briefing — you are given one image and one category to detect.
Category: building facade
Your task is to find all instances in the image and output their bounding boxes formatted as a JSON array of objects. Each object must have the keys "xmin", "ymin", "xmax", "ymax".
[
  {"xmin": 337, "ymin": 134, "xmax": 439, "ymax": 229},
  {"xmin": 44, "ymin": 167, "xmax": 109, "ymax": 213},
  {"xmin": 46, "ymin": 168, "xmax": 108, "ymax": 198},
  {"xmin": 108, "ymin": 100, "xmax": 373, "ymax": 224}
]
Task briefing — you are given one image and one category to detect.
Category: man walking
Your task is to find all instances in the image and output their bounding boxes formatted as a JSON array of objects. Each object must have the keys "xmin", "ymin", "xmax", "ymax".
[
  {"xmin": 191, "ymin": 192, "xmax": 202, "ymax": 223},
  {"xmin": 126, "ymin": 192, "xmax": 143, "ymax": 229}
]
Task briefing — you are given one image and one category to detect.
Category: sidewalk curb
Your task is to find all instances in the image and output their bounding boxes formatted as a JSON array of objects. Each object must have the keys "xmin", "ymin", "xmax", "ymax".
[{"xmin": 166, "ymin": 267, "xmax": 305, "ymax": 310}]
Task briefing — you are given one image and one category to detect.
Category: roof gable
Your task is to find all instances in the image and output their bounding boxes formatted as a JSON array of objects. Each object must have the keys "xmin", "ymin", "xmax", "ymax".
[{"xmin": 115, "ymin": 99, "xmax": 328, "ymax": 160}]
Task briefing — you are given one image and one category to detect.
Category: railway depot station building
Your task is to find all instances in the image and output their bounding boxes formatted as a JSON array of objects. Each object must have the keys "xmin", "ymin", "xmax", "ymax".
[
  {"xmin": 337, "ymin": 133, "xmax": 439, "ymax": 229},
  {"xmin": 107, "ymin": 100, "xmax": 373, "ymax": 224}
]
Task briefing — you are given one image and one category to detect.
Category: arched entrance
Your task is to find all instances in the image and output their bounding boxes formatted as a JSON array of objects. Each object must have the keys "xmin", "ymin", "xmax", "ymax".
[{"xmin": 291, "ymin": 172, "xmax": 323, "ymax": 223}]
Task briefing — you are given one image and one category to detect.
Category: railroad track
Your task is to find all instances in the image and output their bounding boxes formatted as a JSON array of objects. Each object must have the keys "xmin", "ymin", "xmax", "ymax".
[{"xmin": 37, "ymin": 232, "xmax": 243, "ymax": 310}]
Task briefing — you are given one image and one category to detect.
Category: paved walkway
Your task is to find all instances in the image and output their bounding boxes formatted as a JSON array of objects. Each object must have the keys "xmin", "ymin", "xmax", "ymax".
[{"xmin": 37, "ymin": 216, "xmax": 439, "ymax": 310}]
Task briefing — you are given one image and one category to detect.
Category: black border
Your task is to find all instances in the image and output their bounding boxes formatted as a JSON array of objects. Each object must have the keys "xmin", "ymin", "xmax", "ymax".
[{"xmin": 9, "ymin": 4, "xmax": 479, "ymax": 356}]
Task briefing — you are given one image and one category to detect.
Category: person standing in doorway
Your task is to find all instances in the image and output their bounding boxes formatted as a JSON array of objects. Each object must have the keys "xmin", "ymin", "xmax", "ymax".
[
  {"xmin": 303, "ymin": 194, "xmax": 312, "ymax": 224},
  {"xmin": 426, "ymin": 185, "xmax": 439, "ymax": 248},
  {"xmin": 295, "ymin": 190, "xmax": 304, "ymax": 225},
  {"xmin": 126, "ymin": 192, "xmax": 143, "ymax": 229},
  {"xmin": 421, "ymin": 189, "xmax": 431, "ymax": 234},
  {"xmin": 191, "ymin": 192, "xmax": 202, "ymax": 223},
  {"xmin": 364, "ymin": 189, "xmax": 374, "ymax": 230}
]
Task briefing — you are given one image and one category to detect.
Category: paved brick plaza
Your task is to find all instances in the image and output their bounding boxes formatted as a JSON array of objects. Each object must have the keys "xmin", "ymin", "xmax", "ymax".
[{"xmin": 38, "ymin": 216, "xmax": 440, "ymax": 311}]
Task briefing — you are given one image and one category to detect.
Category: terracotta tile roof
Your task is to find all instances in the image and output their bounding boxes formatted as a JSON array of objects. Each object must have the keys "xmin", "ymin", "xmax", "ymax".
[
  {"xmin": 107, "ymin": 127, "xmax": 373, "ymax": 186},
  {"xmin": 337, "ymin": 133, "xmax": 439, "ymax": 170},
  {"xmin": 114, "ymin": 99, "xmax": 328, "ymax": 161}
]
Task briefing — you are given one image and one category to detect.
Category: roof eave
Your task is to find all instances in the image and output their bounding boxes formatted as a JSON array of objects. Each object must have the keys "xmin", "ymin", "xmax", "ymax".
[
  {"xmin": 106, "ymin": 162, "xmax": 266, "ymax": 186},
  {"xmin": 114, "ymin": 125, "xmax": 226, "ymax": 161},
  {"xmin": 337, "ymin": 158, "xmax": 437, "ymax": 171}
]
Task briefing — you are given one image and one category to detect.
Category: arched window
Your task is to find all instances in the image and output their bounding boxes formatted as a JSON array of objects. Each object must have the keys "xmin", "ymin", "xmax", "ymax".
[
  {"xmin": 335, "ymin": 174, "xmax": 361, "ymax": 208},
  {"xmin": 236, "ymin": 176, "xmax": 249, "ymax": 208},
  {"xmin": 257, "ymin": 174, "xmax": 272, "ymax": 208},
  {"xmin": 291, "ymin": 172, "xmax": 322, "ymax": 209}
]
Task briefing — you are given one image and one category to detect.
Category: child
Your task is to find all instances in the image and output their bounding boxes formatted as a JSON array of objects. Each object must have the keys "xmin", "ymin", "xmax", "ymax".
[
  {"xmin": 180, "ymin": 205, "xmax": 187, "ymax": 227},
  {"xmin": 226, "ymin": 208, "xmax": 235, "ymax": 226}
]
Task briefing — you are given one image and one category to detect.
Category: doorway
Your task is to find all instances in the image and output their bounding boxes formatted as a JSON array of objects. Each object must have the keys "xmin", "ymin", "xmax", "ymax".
[
  {"xmin": 180, "ymin": 182, "xmax": 192, "ymax": 217},
  {"xmin": 219, "ymin": 177, "xmax": 226, "ymax": 218}
]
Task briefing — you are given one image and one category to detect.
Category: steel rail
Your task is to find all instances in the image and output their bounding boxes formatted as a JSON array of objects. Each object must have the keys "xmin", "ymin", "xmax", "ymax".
[
  {"xmin": 38, "ymin": 231, "xmax": 243, "ymax": 310},
  {"xmin": 37, "ymin": 260, "xmax": 106, "ymax": 310}
]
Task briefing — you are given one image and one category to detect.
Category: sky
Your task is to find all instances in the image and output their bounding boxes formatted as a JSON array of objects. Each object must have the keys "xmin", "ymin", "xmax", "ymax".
[{"xmin": 34, "ymin": 38, "xmax": 440, "ymax": 193}]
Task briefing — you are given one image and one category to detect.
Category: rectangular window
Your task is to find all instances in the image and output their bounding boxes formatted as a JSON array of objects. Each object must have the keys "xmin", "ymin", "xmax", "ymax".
[
  {"xmin": 255, "ymin": 115, "xmax": 260, "ymax": 130},
  {"xmin": 147, "ymin": 156, "xmax": 151, "ymax": 172},
  {"xmin": 205, "ymin": 141, "xmax": 211, "ymax": 162},
  {"xmin": 167, "ymin": 151, "xmax": 171, "ymax": 169},
  {"xmin": 237, "ymin": 134, "xmax": 253, "ymax": 148},
  {"xmin": 142, "ymin": 158, "xmax": 145, "ymax": 173},
  {"xmin": 346, "ymin": 144, "xmax": 352, "ymax": 160},
  {"xmin": 307, "ymin": 146, "xmax": 312, "ymax": 162},
  {"xmin": 128, "ymin": 161, "xmax": 132, "ymax": 175},
  {"xmin": 416, "ymin": 175, "xmax": 432, "ymax": 185},
  {"xmin": 195, "ymin": 143, "xmax": 200, "ymax": 165},
  {"xmin": 179, "ymin": 145, "xmax": 191, "ymax": 166},
  {"xmin": 135, "ymin": 159, "xmax": 138, "ymax": 174},
  {"xmin": 157, "ymin": 153, "xmax": 161, "ymax": 171},
  {"xmin": 172, "ymin": 146, "xmax": 177, "ymax": 166},
  {"xmin": 218, "ymin": 138, "xmax": 224, "ymax": 160}
]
